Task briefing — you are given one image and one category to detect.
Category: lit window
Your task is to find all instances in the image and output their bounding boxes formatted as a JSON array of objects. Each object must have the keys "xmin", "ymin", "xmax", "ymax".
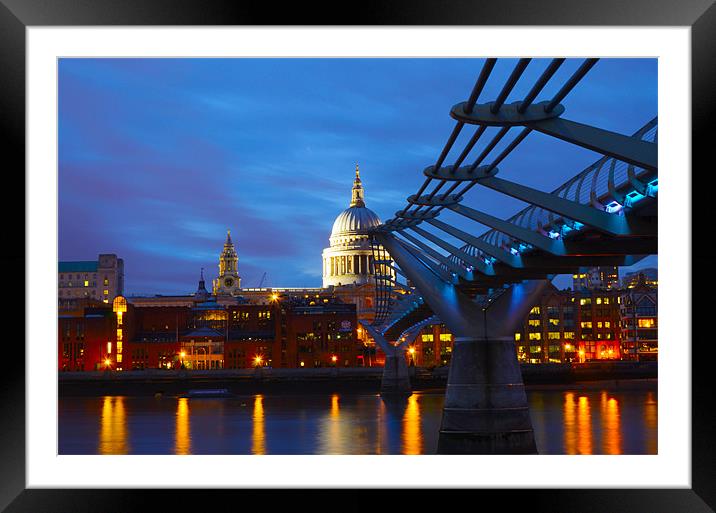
[
  {"xmin": 581, "ymin": 322, "xmax": 592, "ymax": 329},
  {"xmin": 564, "ymin": 332, "xmax": 575, "ymax": 339},
  {"xmin": 439, "ymin": 334, "xmax": 451, "ymax": 342},
  {"xmin": 549, "ymin": 319, "xmax": 559, "ymax": 326},
  {"xmin": 604, "ymin": 298, "xmax": 610, "ymax": 305},
  {"xmin": 422, "ymin": 334, "xmax": 434, "ymax": 342},
  {"xmin": 84, "ymin": 280, "xmax": 89, "ymax": 287},
  {"xmin": 104, "ymin": 290, "xmax": 109, "ymax": 296},
  {"xmin": 596, "ymin": 298, "xmax": 602, "ymax": 305},
  {"xmin": 514, "ymin": 333, "xmax": 521, "ymax": 341},
  {"xmin": 604, "ymin": 321, "xmax": 610, "ymax": 328},
  {"xmin": 580, "ymin": 298, "xmax": 591, "ymax": 306},
  {"xmin": 530, "ymin": 306, "xmax": 541, "ymax": 314},
  {"xmin": 528, "ymin": 333, "xmax": 541, "ymax": 341},
  {"xmin": 548, "ymin": 332, "xmax": 560, "ymax": 340},
  {"xmin": 638, "ymin": 318, "xmax": 656, "ymax": 328},
  {"xmin": 597, "ymin": 322, "xmax": 602, "ymax": 328},
  {"xmin": 528, "ymin": 319, "xmax": 541, "ymax": 326}
]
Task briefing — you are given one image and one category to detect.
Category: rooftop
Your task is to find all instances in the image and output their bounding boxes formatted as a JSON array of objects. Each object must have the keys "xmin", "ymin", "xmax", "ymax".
[{"xmin": 58, "ymin": 261, "xmax": 98, "ymax": 273}]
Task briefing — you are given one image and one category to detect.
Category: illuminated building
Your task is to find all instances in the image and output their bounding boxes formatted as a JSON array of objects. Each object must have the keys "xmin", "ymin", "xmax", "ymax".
[
  {"xmin": 213, "ymin": 230, "xmax": 242, "ymax": 295},
  {"xmin": 409, "ymin": 324, "xmax": 454, "ymax": 367},
  {"xmin": 58, "ymin": 279, "xmax": 360, "ymax": 371},
  {"xmin": 321, "ymin": 165, "xmax": 395, "ymax": 288},
  {"xmin": 412, "ymin": 285, "xmax": 624, "ymax": 365},
  {"xmin": 58, "ymin": 253, "xmax": 124, "ymax": 307},
  {"xmin": 58, "ymin": 304, "xmax": 114, "ymax": 371},
  {"xmin": 620, "ymin": 273, "xmax": 658, "ymax": 361},
  {"xmin": 622, "ymin": 267, "xmax": 658, "ymax": 289},
  {"xmin": 572, "ymin": 266, "xmax": 620, "ymax": 291}
]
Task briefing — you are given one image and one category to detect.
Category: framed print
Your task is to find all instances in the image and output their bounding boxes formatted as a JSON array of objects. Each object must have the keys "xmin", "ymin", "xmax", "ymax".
[{"xmin": 1, "ymin": 0, "xmax": 714, "ymax": 511}]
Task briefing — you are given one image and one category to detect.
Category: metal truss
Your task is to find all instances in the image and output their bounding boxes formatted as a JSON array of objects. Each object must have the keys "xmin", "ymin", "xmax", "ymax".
[{"xmin": 368, "ymin": 58, "xmax": 658, "ymax": 336}]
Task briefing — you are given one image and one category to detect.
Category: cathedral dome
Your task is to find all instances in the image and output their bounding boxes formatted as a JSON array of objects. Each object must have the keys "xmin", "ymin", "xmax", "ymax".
[
  {"xmin": 330, "ymin": 205, "xmax": 381, "ymax": 239},
  {"xmin": 322, "ymin": 165, "xmax": 394, "ymax": 288},
  {"xmin": 328, "ymin": 164, "xmax": 381, "ymax": 245}
]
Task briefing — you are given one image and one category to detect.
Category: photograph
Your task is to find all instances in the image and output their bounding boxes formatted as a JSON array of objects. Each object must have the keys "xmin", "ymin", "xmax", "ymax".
[{"xmin": 56, "ymin": 57, "xmax": 659, "ymax": 456}]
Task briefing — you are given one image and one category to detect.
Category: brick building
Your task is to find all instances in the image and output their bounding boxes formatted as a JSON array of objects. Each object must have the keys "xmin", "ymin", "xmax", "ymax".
[{"xmin": 58, "ymin": 286, "xmax": 360, "ymax": 371}]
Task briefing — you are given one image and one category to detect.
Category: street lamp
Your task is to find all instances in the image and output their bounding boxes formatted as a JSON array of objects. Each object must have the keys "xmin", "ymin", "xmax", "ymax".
[
  {"xmin": 254, "ymin": 355, "xmax": 263, "ymax": 367},
  {"xmin": 331, "ymin": 355, "xmax": 338, "ymax": 366},
  {"xmin": 408, "ymin": 346, "xmax": 416, "ymax": 366}
]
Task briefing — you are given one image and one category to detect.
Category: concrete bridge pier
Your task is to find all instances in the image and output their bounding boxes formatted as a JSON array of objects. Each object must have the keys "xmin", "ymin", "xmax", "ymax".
[
  {"xmin": 376, "ymin": 232, "xmax": 549, "ymax": 454},
  {"xmin": 380, "ymin": 351, "xmax": 411, "ymax": 397},
  {"xmin": 436, "ymin": 335, "xmax": 536, "ymax": 454},
  {"xmin": 360, "ymin": 322, "xmax": 411, "ymax": 397}
]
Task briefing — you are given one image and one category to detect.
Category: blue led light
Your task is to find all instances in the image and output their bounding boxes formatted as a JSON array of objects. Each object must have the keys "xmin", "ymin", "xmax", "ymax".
[{"xmin": 606, "ymin": 201, "xmax": 622, "ymax": 214}]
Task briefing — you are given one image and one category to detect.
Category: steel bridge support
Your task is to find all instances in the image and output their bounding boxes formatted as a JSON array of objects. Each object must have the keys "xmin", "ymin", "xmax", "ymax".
[
  {"xmin": 360, "ymin": 322, "xmax": 411, "ymax": 397},
  {"xmin": 375, "ymin": 231, "xmax": 549, "ymax": 454}
]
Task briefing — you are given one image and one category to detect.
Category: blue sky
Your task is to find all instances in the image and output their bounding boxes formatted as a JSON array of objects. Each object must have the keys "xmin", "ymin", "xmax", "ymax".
[{"xmin": 58, "ymin": 58, "xmax": 657, "ymax": 294}]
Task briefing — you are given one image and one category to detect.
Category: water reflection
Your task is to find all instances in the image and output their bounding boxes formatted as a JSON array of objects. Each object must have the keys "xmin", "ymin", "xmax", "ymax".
[
  {"xmin": 99, "ymin": 396, "xmax": 128, "ymax": 454},
  {"xmin": 563, "ymin": 392, "xmax": 577, "ymax": 454},
  {"xmin": 66, "ymin": 387, "xmax": 658, "ymax": 455},
  {"xmin": 175, "ymin": 397, "xmax": 191, "ymax": 454},
  {"xmin": 600, "ymin": 392, "xmax": 622, "ymax": 455},
  {"xmin": 563, "ymin": 393, "xmax": 595, "ymax": 454},
  {"xmin": 402, "ymin": 394, "xmax": 423, "ymax": 455},
  {"xmin": 577, "ymin": 396, "xmax": 593, "ymax": 454},
  {"xmin": 644, "ymin": 391, "xmax": 658, "ymax": 454},
  {"xmin": 252, "ymin": 395, "xmax": 265, "ymax": 455}
]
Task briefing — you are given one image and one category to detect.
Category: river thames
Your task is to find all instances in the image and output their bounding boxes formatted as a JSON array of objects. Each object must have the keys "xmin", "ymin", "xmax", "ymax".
[{"xmin": 58, "ymin": 385, "xmax": 657, "ymax": 455}]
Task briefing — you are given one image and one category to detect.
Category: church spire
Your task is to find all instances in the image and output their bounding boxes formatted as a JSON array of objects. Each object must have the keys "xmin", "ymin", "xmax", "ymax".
[
  {"xmin": 195, "ymin": 267, "xmax": 209, "ymax": 301},
  {"xmin": 350, "ymin": 164, "xmax": 365, "ymax": 207}
]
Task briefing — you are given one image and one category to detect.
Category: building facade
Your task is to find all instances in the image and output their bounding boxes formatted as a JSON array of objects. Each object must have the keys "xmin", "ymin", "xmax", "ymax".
[
  {"xmin": 620, "ymin": 273, "xmax": 658, "ymax": 361},
  {"xmin": 408, "ymin": 285, "xmax": 626, "ymax": 366},
  {"xmin": 59, "ymin": 280, "xmax": 361, "ymax": 372},
  {"xmin": 58, "ymin": 253, "xmax": 124, "ymax": 307},
  {"xmin": 572, "ymin": 266, "xmax": 620, "ymax": 291}
]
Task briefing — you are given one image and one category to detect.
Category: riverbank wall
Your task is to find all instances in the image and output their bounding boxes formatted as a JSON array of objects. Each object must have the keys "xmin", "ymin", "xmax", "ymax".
[{"xmin": 59, "ymin": 361, "xmax": 657, "ymax": 396}]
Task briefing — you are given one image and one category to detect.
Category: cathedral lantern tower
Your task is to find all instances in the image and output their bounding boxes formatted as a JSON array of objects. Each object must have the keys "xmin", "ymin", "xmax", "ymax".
[{"xmin": 213, "ymin": 230, "xmax": 241, "ymax": 295}]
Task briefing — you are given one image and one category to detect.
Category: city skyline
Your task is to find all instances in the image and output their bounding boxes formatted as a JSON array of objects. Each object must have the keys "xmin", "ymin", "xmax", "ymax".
[{"xmin": 59, "ymin": 58, "xmax": 657, "ymax": 294}]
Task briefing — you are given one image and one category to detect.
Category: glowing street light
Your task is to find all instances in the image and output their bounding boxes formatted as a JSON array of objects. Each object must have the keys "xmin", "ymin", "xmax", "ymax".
[
  {"xmin": 254, "ymin": 355, "xmax": 263, "ymax": 367},
  {"xmin": 104, "ymin": 358, "xmax": 111, "ymax": 368}
]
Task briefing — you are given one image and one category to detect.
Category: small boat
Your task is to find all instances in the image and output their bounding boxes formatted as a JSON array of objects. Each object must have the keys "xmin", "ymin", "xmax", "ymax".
[{"xmin": 180, "ymin": 388, "xmax": 233, "ymax": 398}]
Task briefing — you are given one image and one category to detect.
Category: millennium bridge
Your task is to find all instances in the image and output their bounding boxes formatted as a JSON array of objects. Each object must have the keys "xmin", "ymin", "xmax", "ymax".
[{"xmin": 361, "ymin": 58, "xmax": 658, "ymax": 454}]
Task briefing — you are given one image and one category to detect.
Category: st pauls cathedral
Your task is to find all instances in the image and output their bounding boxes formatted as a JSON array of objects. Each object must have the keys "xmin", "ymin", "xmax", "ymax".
[{"xmin": 208, "ymin": 165, "xmax": 399, "ymax": 328}]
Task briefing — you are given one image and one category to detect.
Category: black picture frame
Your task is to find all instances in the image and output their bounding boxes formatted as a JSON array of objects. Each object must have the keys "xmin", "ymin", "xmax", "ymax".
[{"xmin": 1, "ymin": 1, "xmax": 713, "ymax": 511}]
